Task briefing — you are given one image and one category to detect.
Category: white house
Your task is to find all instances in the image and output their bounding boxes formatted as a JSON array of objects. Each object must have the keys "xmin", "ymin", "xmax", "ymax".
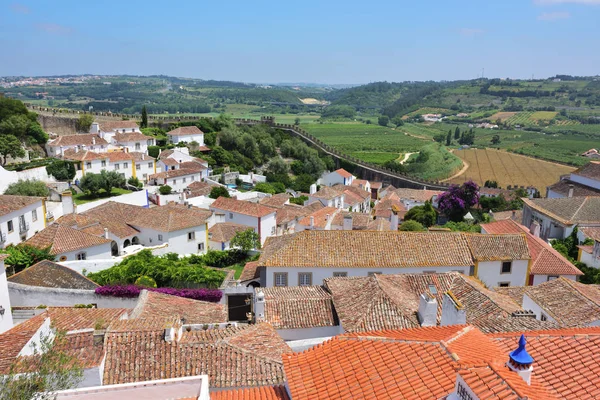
[
  {"xmin": 578, "ymin": 227, "xmax": 600, "ymax": 269},
  {"xmin": 130, "ymin": 152, "xmax": 157, "ymax": 183},
  {"xmin": 112, "ymin": 132, "xmax": 155, "ymax": 154},
  {"xmin": 547, "ymin": 161, "xmax": 600, "ymax": 198},
  {"xmin": 166, "ymin": 126, "xmax": 205, "ymax": 145},
  {"xmin": 0, "ymin": 254, "xmax": 13, "ymax": 333},
  {"xmin": 393, "ymin": 188, "xmax": 443, "ymax": 210},
  {"xmin": 295, "ymin": 207, "xmax": 339, "ymax": 232},
  {"xmin": 209, "ymin": 197, "xmax": 276, "ymax": 245},
  {"xmin": 0, "ymin": 195, "xmax": 46, "ymax": 248},
  {"xmin": 333, "ymin": 184, "xmax": 371, "ymax": 213},
  {"xmin": 45, "ymin": 134, "xmax": 109, "ymax": 157},
  {"xmin": 351, "ymin": 179, "xmax": 371, "ymax": 194},
  {"xmin": 64, "ymin": 150, "xmax": 137, "ymax": 181},
  {"xmin": 208, "ymin": 222, "xmax": 251, "ymax": 251},
  {"xmin": 307, "ymin": 186, "xmax": 345, "ymax": 209},
  {"xmin": 321, "ymin": 168, "xmax": 354, "ymax": 187},
  {"xmin": 148, "ymin": 168, "xmax": 204, "ymax": 192},
  {"xmin": 90, "ymin": 120, "xmax": 141, "ymax": 143},
  {"xmin": 258, "ymin": 230, "xmax": 531, "ymax": 288}
]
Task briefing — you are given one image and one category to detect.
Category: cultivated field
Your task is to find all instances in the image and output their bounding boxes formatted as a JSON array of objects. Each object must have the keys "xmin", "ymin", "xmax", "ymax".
[
  {"xmin": 489, "ymin": 112, "xmax": 516, "ymax": 122},
  {"xmin": 448, "ymin": 149, "xmax": 575, "ymax": 191},
  {"xmin": 504, "ymin": 111, "xmax": 559, "ymax": 126}
]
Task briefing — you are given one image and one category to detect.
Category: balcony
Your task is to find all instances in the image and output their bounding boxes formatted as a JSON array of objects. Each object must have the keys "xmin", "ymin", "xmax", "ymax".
[{"xmin": 19, "ymin": 222, "xmax": 29, "ymax": 233}]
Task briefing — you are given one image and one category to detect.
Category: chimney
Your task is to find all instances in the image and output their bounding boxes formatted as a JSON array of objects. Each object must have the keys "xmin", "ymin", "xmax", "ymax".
[
  {"xmin": 440, "ymin": 292, "xmax": 466, "ymax": 326},
  {"xmin": 529, "ymin": 221, "xmax": 540, "ymax": 238},
  {"xmin": 142, "ymin": 154, "xmax": 145, "ymax": 160},
  {"xmin": 417, "ymin": 293, "xmax": 438, "ymax": 327},
  {"xmin": 164, "ymin": 324, "xmax": 183, "ymax": 343},
  {"xmin": 92, "ymin": 137, "xmax": 96, "ymax": 145},
  {"xmin": 343, "ymin": 214, "xmax": 353, "ymax": 231},
  {"xmin": 325, "ymin": 213, "xmax": 330, "ymax": 222},
  {"xmin": 59, "ymin": 146, "xmax": 64, "ymax": 157},
  {"xmin": 62, "ymin": 191, "xmax": 75, "ymax": 215},
  {"xmin": 507, "ymin": 335, "xmax": 534, "ymax": 385},
  {"xmin": 254, "ymin": 290, "xmax": 265, "ymax": 322},
  {"xmin": 103, "ymin": 228, "xmax": 109, "ymax": 239},
  {"xmin": 90, "ymin": 122, "xmax": 99, "ymax": 134},
  {"xmin": 568, "ymin": 184, "xmax": 574, "ymax": 198},
  {"xmin": 390, "ymin": 206, "xmax": 399, "ymax": 231},
  {"xmin": 511, "ymin": 210, "xmax": 516, "ymax": 220},
  {"xmin": 309, "ymin": 184, "xmax": 317, "ymax": 195},
  {"xmin": 75, "ymin": 146, "xmax": 79, "ymax": 153},
  {"xmin": 310, "ymin": 216, "xmax": 315, "ymax": 229}
]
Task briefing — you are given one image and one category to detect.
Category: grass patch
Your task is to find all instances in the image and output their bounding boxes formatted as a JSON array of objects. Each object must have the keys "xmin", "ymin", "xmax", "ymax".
[
  {"xmin": 225, "ymin": 262, "xmax": 245, "ymax": 280},
  {"xmin": 73, "ymin": 188, "xmax": 132, "ymax": 205}
]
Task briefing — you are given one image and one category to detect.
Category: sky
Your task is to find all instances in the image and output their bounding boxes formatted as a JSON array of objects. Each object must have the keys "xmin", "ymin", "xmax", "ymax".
[{"xmin": 0, "ymin": 0, "xmax": 599, "ymax": 84}]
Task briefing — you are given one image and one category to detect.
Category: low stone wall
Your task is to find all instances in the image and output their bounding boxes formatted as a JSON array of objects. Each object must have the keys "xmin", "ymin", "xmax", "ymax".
[{"xmin": 8, "ymin": 282, "xmax": 138, "ymax": 308}]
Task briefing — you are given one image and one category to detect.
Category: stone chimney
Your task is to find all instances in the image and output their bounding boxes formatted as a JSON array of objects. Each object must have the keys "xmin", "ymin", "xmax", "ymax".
[
  {"xmin": 507, "ymin": 335, "xmax": 534, "ymax": 385},
  {"xmin": 568, "ymin": 184, "xmax": 574, "ymax": 198},
  {"xmin": 440, "ymin": 292, "xmax": 466, "ymax": 326},
  {"xmin": 62, "ymin": 191, "xmax": 75, "ymax": 215},
  {"xmin": 343, "ymin": 214, "xmax": 353, "ymax": 231},
  {"xmin": 103, "ymin": 228, "xmax": 109, "ymax": 239},
  {"xmin": 529, "ymin": 221, "xmax": 540, "ymax": 238},
  {"xmin": 417, "ymin": 293, "xmax": 438, "ymax": 327},
  {"xmin": 310, "ymin": 216, "xmax": 315, "ymax": 229},
  {"xmin": 254, "ymin": 290, "xmax": 265, "ymax": 322},
  {"xmin": 309, "ymin": 184, "xmax": 317, "ymax": 195}
]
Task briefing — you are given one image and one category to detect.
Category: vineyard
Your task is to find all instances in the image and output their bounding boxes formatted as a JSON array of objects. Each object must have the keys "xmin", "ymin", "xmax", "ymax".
[
  {"xmin": 504, "ymin": 111, "xmax": 559, "ymax": 126},
  {"xmin": 448, "ymin": 149, "xmax": 575, "ymax": 191}
]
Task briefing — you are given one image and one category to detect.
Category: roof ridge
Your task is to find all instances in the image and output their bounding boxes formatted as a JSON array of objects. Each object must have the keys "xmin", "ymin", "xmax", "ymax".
[
  {"xmin": 571, "ymin": 196, "xmax": 590, "ymax": 223},
  {"xmin": 219, "ymin": 325, "xmax": 285, "ymax": 365},
  {"xmin": 562, "ymin": 277, "xmax": 600, "ymax": 307}
]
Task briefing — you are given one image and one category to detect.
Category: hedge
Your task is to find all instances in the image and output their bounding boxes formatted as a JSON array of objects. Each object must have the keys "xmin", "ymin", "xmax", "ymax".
[{"xmin": 95, "ymin": 285, "xmax": 222, "ymax": 303}]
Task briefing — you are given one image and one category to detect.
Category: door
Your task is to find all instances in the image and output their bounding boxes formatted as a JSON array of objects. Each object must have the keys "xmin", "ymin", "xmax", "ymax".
[{"xmin": 227, "ymin": 295, "xmax": 252, "ymax": 322}]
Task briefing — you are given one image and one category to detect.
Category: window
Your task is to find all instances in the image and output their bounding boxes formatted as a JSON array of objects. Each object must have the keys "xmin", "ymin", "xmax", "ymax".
[
  {"xmin": 191, "ymin": 176, "xmax": 195, "ymax": 181},
  {"xmin": 368, "ymin": 272, "xmax": 381, "ymax": 276},
  {"xmin": 501, "ymin": 261, "xmax": 512, "ymax": 274},
  {"xmin": 114, "ymin": 164, "xmax": 120, "ymax": 170},
  {"xmin": 147, "ymin": 139, "xmax": 154, "ymax": 146},
  {"xmin": 333, "ymin": 272, "xmax": 348, "ymax": 278},
  {"xmin": 135, "ymin": 143, "xmax": 141, "ymax": 150},
  {"xmin": 540, "ymin": 313, "xmax": 548, "ymax": 321},
  {"xmin": 76, "ymin": 252, "xmax": 87, "ymax": 260},
  {"xmin": 143, "ymin": 174, "xmax": 147, "ymax": 179},
  {"xmin": 274, "ymin": 273, "xmax": 288, "ymax": 287},
  {"xmin": 229, "ymin": 213, "xmax": 233, "ymax": 220},
  {"xmin": 547, "ymin": 275, "xmax": 559, "ymax": 281},
  {"xmin": 86, "ymin": 162, "xmax": 92, "ymax": 169},
  {"xmin": 136, "ymin": 164, "xmax": 141, "ymax": 170},
  {"xmin": 32, "ymin": 209, "xmax": 38, "ymax": 222},
  {"xmin": 498, "ymin": 282, "xmax": 510, "ymax": 287},
  {"xmin": 271, "ymin": 226, "xmax": 275, "ymax": 235},
  {"xmin": 183, "ymin": 178, "xmax": 187, "ymax": 183},
  {"xmin": 158, "ymin": 234, "xmax": 163, "ymax": 241},
  {"xmin": 123, "ymin": 162, "xmax": 128, "ymax": 169},
  {"xmin": 198, "ymin": 243, "xmax": 204, "ymax": 252},
  {"xmin": 101, "ymin": 160, "xmax": 106, "ymax": 167},
  {"xmin": 172, "ymin": 179, "xmax": 177, "ymax": 184},
  {"xmin": 188, "ymin": 232, "xmax": 195, "ymax": 240},
  {"xmin": 298, "ymin": 273, "xmax": 312, "ymax": 286},
  {"xmin": 148, "ymin": 162, "xmax": 153, "ymax": 168},
  {"xmin": 7, "ymin": 220, "xmax": 13, "ymax": 232}
]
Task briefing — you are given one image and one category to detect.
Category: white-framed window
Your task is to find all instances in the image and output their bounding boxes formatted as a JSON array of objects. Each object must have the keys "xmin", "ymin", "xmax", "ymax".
[
  {"xmin": 188, "ymin": 232, "xmax": 195, "ymax": 240},
  {"xmin": 191, "ymin": 176, "xmax": 195, "ymax": 181},
  {"xmin": 114, "ymin": 164, "xmax": 120, "ymax": 170},
  {"xmin": 298, "ymin": 273, "xmax": 312, "ymax": 286},
  {"xmin": 198, "ymin": 243, "xmax": 204, "ymax": 252},
  {"xmin": 123, "ymin": 162, "xmax": 128, "ymax": 169},
  {"xmin": 333, "ymin": 272, "xmax": 348, "ymax": 278},
  {"xmin": 147, "ymin": 139, "xmax": 153, "ymax": 146},
  {"xmin": 7, "ymin": 220, "xmax": 13, "ymax": 232},
  {"xmin": 274, "ymin": 272, "xmax": 288, "ymax": 287},
  {"xmin": 158, "ymin": 234, "xmax": 163, "ymax": 241},
  {"xmin": 547, "ymin": 275, "xmax": 559, "ymax": 281},
  {"xmin": 86, "ymin": 162, "xmax": 92, "ymax": 169},
  {"xmin": 229, "ymin": 213, "xmax": 233, "ymax": 219},
  {"xmin": 498, "ymin": 282, "xmax": 510, "ymax": 287},
  {"xmin": 32, "ymin": 209, "xmax": 37, "ymax": 222},
  {"xmin": 136, "ymin": 164, "xmax": 141, "ymax": 170},
  {"xmin": 76, "ymin": 252, "xmax": 87, "ymax": 260},
  {"xmin": 148, "ymin": 162, "xmax": 153, "ymax": 168},
  {"xmin": 101, "ymin": 160, "xmax": 106, "ymax": 167},
  {"xmin": 183, "ymin": 178, "xmax": 187, "ymax": 183},
  {"xmin": 501, "ymin": 261, "xmax": 512, "ymax": 274},
  {"xmin": 135, "ymin": 143, "xmax": 141, "ymax": 150},
  {"xmin": 172, "ymin": 179, "xmax": 177, "ymax": 184}
]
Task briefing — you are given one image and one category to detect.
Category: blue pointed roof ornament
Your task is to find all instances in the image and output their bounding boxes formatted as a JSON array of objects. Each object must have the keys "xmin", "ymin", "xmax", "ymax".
[{"xmin": 509, "ymin": 334, "xmax": 534, "ymax": 365}]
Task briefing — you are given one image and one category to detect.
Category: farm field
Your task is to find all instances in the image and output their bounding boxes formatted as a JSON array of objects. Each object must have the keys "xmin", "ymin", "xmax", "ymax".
[
  {"xmin": 504, "ymin": 111, "xmax": 559, "ymax": 126},
  {"xmin": 489, "ymin": 112, "xmax": 516, "ymax": 122},
  {"xmin": 448, "ymin": 149, "xmax": 575, "ymax": 191}
]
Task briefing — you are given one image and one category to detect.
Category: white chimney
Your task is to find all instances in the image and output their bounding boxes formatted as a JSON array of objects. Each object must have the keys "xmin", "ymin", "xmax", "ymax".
[
  {"xmin": 310, "ymin": 216, "xmax": 315, "ymax": 229},
  {"xmin": 343, "ymin": 214, "xmax": 353, "ymax": 231},
  {"xmin": 507, "ymin": 335, "xmax": 534, "ymax": 385},
  {"xmin": 142, "ymin": 154, "xmax": 145, "ymax": 160},
  {"xmin": 568, "ymin": 184, "xmax": 574, "ymax": 198},
  {"xmin": 309, "ymin": 184, "xmax": 317, "ymax": 195},
  {"xmin": 391, "ymin": 207, "xmax": 399, "ymax": 231},
  {"xmin": 417, "ymin": 293, "xmax": 438, "ymax": 327},
  {"xmin": 59, "ymin": 146, "xmax": 64, "ymax": 157},
  {"xmin": 254, "ymin": 290, "xmax": 265, "ymax": 322},
  {"xmin": 325, "ymin": 213, "xmax": 330, "ymax": 222},
  {"xmin": 529, "ymin": 221, "xmax": 540, "ymax": 238},
  {"xmin": 92, "ymin": 137, "xmax": 96, "ymax": 145},
  {"xmin": 62, "ymin": 191, "xmax": 75, "ymax": 215},
  {"xmin": 75, "ymin": 146, "xmax": 79, "ymax": 153},
  {"xmin": 164, "ymin": 324, "xmax": 183, "ymax": 343},
  {"xmin": 103, "ymin": 228, "xmax": 109, "ymax": 239},
  {"xmin": 440, "ymin": 292, "xmax": 466, "ymax": 326}
]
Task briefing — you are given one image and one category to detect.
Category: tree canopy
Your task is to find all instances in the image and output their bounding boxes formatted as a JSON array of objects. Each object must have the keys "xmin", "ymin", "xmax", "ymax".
[
  {"xmin": 209, "ymin": 186, "xmax": 230, "ymax": 199},
  {"xmin": 4, "ymin": 179, "xmax": 49, "ymax": 197},
  {"xmin": 230, "ymin": 229, "xmax": 261, "ymax": 252}
]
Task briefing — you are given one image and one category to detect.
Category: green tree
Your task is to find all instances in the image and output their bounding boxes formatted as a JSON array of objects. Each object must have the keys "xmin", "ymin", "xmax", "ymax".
[
  {"xmin": 135, "ymin": 275, "xmax": 157, "ymax": 288},
  {"xmin": 100, "ymin": 170, "xmax": 125, "ymax": 194},
  {"xmin": 403, "ymin": 201, "xmax": 437, "ymax": 227},
  {"xmin": 491, "ymin": 134, "xmax": 501, "ymax": 145},
  {"xmin": 1, "ymin": 245, "xmax": 55, "ymax": 275},
  {"xmin": 46, "ymin": 160, "xmax": 76, "ymax": 181},
  {"xmin": 391, "ymin": 116, "xmax": 404, "ymax": 127},
  {"xmin": 0, "ymin": 115, "xmax": 29, "ymax": 139},
  {"xmin": 158, "ymin": 185, "xmax": 172, "ymax": 195},
  {"xmin": 433, "ymin": 134, "xmax": 446, "ymax": 143},
  {"xmin": 4, "ymin": 180, "xmax": 49, "ymax": 197},
  {"xmin": 454, "ymin": 126, "xmax": 460, "ymax": 140},
  {"xmin": 0, "ymin": 331, "xmax": 83, "ymax": 400},
  {"xmin": 76, "ymin": 114, "xmax": 94, "ymax": 132},
  {"xmin": 0, "ymin": 135, "xmax": 25, "ymax": 165},
  {"xmin": 378, "ymin": 115, "xmax": 389, "ymax": 127},
  {"xmin": 141, "ymin": 105, "xmax": 148, "ymax": 129},
  {"xmin": 291, "ymin": 174, "xmax": 315, "ymax": 193},
  {"xmin": 254, "ymin": 182, "xmax": 276, "ymax": 195},
  {"xmin": 267, "ymin": 157, "xmax": 289, "ymax": 176},
  {"xmin": 294, "ymin": 117, "xmax": 300, "ymax": 126},
  {"xmin": 446, "ymin": 130, "xmax": 452, "ymax": 146},
  {"xmin": 209, "ymin": 186, "xmax": 230, "ymax": 199},
  {"xmin": 230, "ymin": 229, "xmax": 261, "ymax": 252},
  {"xmin": 127, "ymin": 176, "xmax": 143, "ymax": 189},
  {"xmin": 399, "ymin": 220, "xmax": 426, "ymax": 231},
  {"xmin": 79, "ymin": 173, "xmax": 103, "ymax": 197}
]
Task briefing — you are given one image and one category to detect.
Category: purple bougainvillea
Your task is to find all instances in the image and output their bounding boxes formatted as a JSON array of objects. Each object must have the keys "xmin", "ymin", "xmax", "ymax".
[
  {"xmin": 95, "ymin": 285, "xmax": 222, "ymax": 303},
  {"xmin": 437, "ymin": 180, "xmax": 480, "ymax": 222}
]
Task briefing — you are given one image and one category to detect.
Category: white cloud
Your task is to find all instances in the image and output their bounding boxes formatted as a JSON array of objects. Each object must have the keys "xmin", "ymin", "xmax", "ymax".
[
  {"xmin": 534, "ymin": 0, "xmax": 600, "ymax": 5},
  {"xmin": 459, "ymin": 28, "xmax": 484, "ymax": 37},
  {"xmin": 538, "ymin": 11, "xmax": 571, "ymax": 20}
]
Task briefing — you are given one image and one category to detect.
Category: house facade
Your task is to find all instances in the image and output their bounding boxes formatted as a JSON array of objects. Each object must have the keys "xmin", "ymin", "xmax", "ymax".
[
  {"xmin": 166, "ymin": 126, "xmax": 205, "ymax": 145},
  {"xmin": 112, "ymin": 132, "xmax": 155, "ymax": 154},
  {"xmin": 0, "ymin": 255, "xmax": 13, "ymax": 334},
  {"xmin": 209, "ymin": 197, "xmax": 276, "ymax": 245},
  {"xmin": 45, "ymin": 134, "xmax": 109, "ymax": 157},
  {"xmin": 0, "ymin": 195, "xmax": 46, "ymax": 248},
  {"xmin": 91, "ymin": 121, "xmax": 141, "ymax": 143},
  {"xmin": 148, "ymin": 169, "xmax": 204, "ymax": 192},
  {"xmin": 547, "ymin": 161, "xmax": 600, "ymax": 198},
  {"xmin": 321, "ymin": 168, "xmax": 354, "ymax": 187},
  {"xmin": 307, "ymin": 186, "xmax": 345, "ymax": 209}
]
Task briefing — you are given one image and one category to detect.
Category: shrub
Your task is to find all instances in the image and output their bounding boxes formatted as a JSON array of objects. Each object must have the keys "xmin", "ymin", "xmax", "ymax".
[
  {"xmin": 95, "ymin": 285, "xmax": 223, "ymax": 302},
  {"xmin": 209, "ymin": 186, "xmax": 230, "ymax": 199},
  {"xmin": 3, "ymin": 179, "xmax": 49, "ymax": 197},
  {"xmin": 127, "ymin": 176, "xmax": 143, "ymax": 189},
  {"xmin": 399, "ymin": 220, "xmax": 426, "ymax": 231},
  {"xmin": 135, "ymin": 275, "xmax": 157, "ymax": 288},
  {"xmin": 148, "ymin": 145, "xmax": 160, "ymax": 158},
  {"xmin": 159, "ymin": 185, "xmax": 172, "ymax": 195}
]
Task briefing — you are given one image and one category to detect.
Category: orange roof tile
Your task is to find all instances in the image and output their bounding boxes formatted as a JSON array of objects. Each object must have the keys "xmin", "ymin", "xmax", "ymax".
[
  {"xmin": 167, "ymin": 126, "xmax": 204, "ymax": 137},
  {"xmin": 334, "ymin": 168, "xmax": 352, "ymax": 178},
  {"xmin": 24, "ymin": 223, "xmax": 111, "ymax": 255},
  {"xmin": 7, "ymin": 260, "xmax": 99, "ymax": 290},
  {"xmin": 211, "ymin": 385, "xmax": 290, "ymax": 400},
  {"xmin": 297, "ymin": 207, "xmax": 338, "ymax": 228},
  {"xmin": 210, "ymin": 197, "xmax": 276, "ymax": 218},
  {"xmin": 47, "ymin": 133, "xmax": 108, "ymax": 147},
  {"xmin": 0, "ymin": 195, "xmax": 42, "ymax": 217},
  {"xmin": 209, "ymin": 223, "xmax": 251, "ymax": 243},
  {"xmin": 240, "ymin": 261, "xmax": 261, "ymax": 282},
  {"xmin": 262, "ymin": 286, "xmax": 337, "ymax": 329}
]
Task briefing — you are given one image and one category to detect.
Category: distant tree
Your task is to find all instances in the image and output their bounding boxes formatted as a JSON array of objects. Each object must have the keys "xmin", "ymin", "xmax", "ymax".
[
  {"xmin": 484, "ymin": 180, "xmax": 498, "ymax": 188},
  {"xmin": 403, "ymin": 201, "xmax": 437, "ymax": 227},
  {"xmin": 365, "ymin": 119, "xmax": 372, "ymax": 125},
  {"xmin": 0, "ymin": 115, "xmax": 29, "ymax": 139},
  {"xmin": 378, "ymin": 115, "xmax": 389, "ymax": 127},
  {"xmin": 433, "ymin": 134, "xmax": 446, "ymax": 143},
  {"xmin": 294, "ymin": 117, "xmax": 300, "ymax": 126},
  {"xmin": 0, "ymin": 331, "xmax": 83, "ymax": 400},
  {"xmin": 479, "ymin": 194, "xmax": 507, "ymax": 212},
  {"xmin": 127, "ymin": 176, "xmax": 143, "ymax": 189},
  {"xmin": 46, "ymin": 160, "xmax": 76, "ymax": 181},
  {"xmin": 79, "ymin": 173, "xmax": 103, "ymax": 197},
  {"xmin": 4, "ymin": 180, "xmax": 49, "ymax": 197},
  {"xmin": 141, "ymin": 105, "xmax": 148, "ymax": 129},
  {"xmin": 291, "ymin": 174, "xmax": 315, "ymax": 193},
  {"xmin": 209, "ymin": 186, "xmax": 230, "ymax": 199},
  {"xmin": 491, "ymin": 134, "xmax": 501, "ymax": 145},
  {"xmin": 267, "ymin": 157, "xmax": 289, "ymax": 176},
  {"xmin": 100, "ymin": 170, "xmax": 125, "ymax": 194},
  {"xmin": 446, "ymin": 130, "xmax": 452, "ymax": 146},
  {"xmin": 454, "ymin": 126, "xmax": 460, "ymax": 140},
  {"xmin": 399, "ymin": 220, "xmax": 426, "ymax": 231},
  {"xmin": 391, "ymin": 116, "xmax": 404, "ymax": 127},
  {"xmin": 158, "ymin": 185, "xmax": 172, "ymax": 195},
  {"xmin": 0, "ymin": 134, "xmax": 25, "ymax": 165},
  {"xmin": 76, "ymin": 114, "xmax": 94, "ymax": 132},
  {"xmin": 254, "ymin": 182, "xmax": 276, "ymax": 195},
  {"xmin": 230, "ymin": 228, "xmax": 261, "ymax": 252}
]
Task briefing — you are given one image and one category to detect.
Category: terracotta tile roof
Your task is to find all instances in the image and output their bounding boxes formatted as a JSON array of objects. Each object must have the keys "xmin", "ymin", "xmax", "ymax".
[
  {"xmin": 522, "ymin": 196, "xmax": 600, "ymax": 225},
  {"xmin": 209, "ymin": 223, "xmax": 251, "ymax": 243},
  {"xmin": 309, "ymin": 185, "xmax": 343, "ymax": 200},
  {"xmin": 103, "ymin": 323, "xmax": 290, "ymax": 388},
  {"xmin": 55, "ymin": 213, "xmax": 98, "ymax": 229},
  {"xmin": 167, "ymin": 126, "xmax": 204, "ymax": 136},
  {"xmin": 129, "ymin": 290, "xmax": 227, "ymax": 324},
  {"xmin": 81, "ymin": 201, "xmax": 143, "ymax": 238},
  {"xmin": 149, "ymin": 167, "xmax": 201, "ymax": 179},
  {"xmin": 24, "ymin": 223, "xmax": 111, "ymax": 255},
  {"xmin": 572, "ymin": 161, "xmax": 600, "ymax": 181},
  {"xmin": 259, "ymin": 231, "xmax": 474, "ymax": 268},
  {"xmin": 179, "ymin": 161, "xmax": 208, "ymax": 171},
  {"xmin": 333, "ymin": 168, "xmax": 352, "ymax": 178},
  {"xmin": 261, "ymin": 286, "xmax": 337, "ymax": 329},
  {"xmin": 463, "ymin": 233, "xmax": 530, "ymax": 261},
  {"xmin": 47, "ymin": 307, "xmax": 127, "ymax": 332},
  {"xmin": 366, "ymin": 217, "xmax": 393, "ymax": 231},
  {"xmin": 331, "ymin": 212, "xmax": 373, "ymax": 230},
  {"xmin": 113, "ymin": 132, "xmax": 152, "ymax": 143},
  {"xmin": 187, "ymin": 181, "xmax": 218, "ymax": 198},
  {"xmin": 210, "ymin": 197, "xmax": 276, "ymax": 218},
  {"xmin": 62, "ymin": 149, "xmax": 107, "ymax": 161},
  {"xmin": 105, "ymin": 151, "xmax": 135, "ymax": 162},
  {"xmin": 394, "ymin": 188, "xmax": 443, "ymax": 202},
  {"xmin": 48, "ymin": 133, "xmax": 108, "ymax": 147},
  {"xmin": 370, "ymin": 181, "xmax": 382, "ymax": 189},
  {"xmin": 374, "ymin": 192, "xmax": 406, "ymax": 219},
  {"xmin": 98, "ymin": 121, "xmax": 140, "ymax": 132},
  {"xmin": 547, "ymin": 178, "xmax": 600, "ymax": 197},
  {"xmin": 211, "ymin": 385, "xmax": 290, "ymax": 400},
  {"xmin": 493, "ymin": 286, "xmax": 527, "ymax": 306},
  {"xmin": 0, "ymin": 195, "xmax": 42, "ymax": 217},
  {"xmin": 351, "ymin": 179, "xmax": 369, "ymax": 187},
  {"xmin": 7, "ymin": 260, "xmax": 99, "ymax": 290},
  {"xmin": 240, "ymin": 261, "xmax": 261, "ymax": 282},
  {"xmin": 128, "ymin": 203, "xmax": 212, "ymax": 232},
  {"xmin": 0, "ymin": 314, "xmax": 47, "ymax": 373},
  {"xmin": 492, "ymin": 209, "xmax": 523, "ymax": 222},
  {"xmin": 274, "ymin": 204, "xmax": 307, "ymax": 226},
  {"xmin": 259, "ymin": 194, "xmax": 290, "ymax": 209},
  {"xmin": 129, "ymin": 151, "xmax": 155, "ymax": 161},
  {"xmin": 297, "ymin": 207, "xmax": 338, "ymax": 229},
  {"xmin": 482, "ymin": 220, "xmax": 583, "ymax": 276},
  {"xmin": 522, "ymin": 277, "xmax": 600, "ymax": 327},
  {"xmin": 581, "ymin": 227, "xmax": 600, "ymax": 242},
  {"xmin": 160, "ymin": 157, "xmax": 180, "ymax": 166}
]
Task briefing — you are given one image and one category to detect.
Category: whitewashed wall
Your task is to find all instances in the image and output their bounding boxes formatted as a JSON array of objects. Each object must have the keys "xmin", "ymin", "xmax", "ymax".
[
  {"xmin": 0, "ymin": 201, "xmax": 45, "ymax": 248},
  {"xmin": 476, "ymin": 259, "xmax": 529, "ymax": 287},
  {"xmin": 75, "ymin": 190, "xmax": 149, "ymax": 213},
  {"xmin": 531, "ymin": 274, "xmax": 577, "ymax": 285},
  {"xmin": 276, "ymin": 325, "xmax": 343, "ymax": 341},
  {"xmin": 57, "ymin": 243, "xmax": 113, "ymax": 262},
  {"xmin": 0, "ymin": 260, "xmax": 14, "ymax": 333},
  {"xmin": 167, "ymin": 225, "xmax": 208, "ymax": 255}
]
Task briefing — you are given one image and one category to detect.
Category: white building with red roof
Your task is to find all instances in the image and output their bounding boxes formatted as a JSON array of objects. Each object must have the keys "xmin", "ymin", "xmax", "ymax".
[
  {"xmin": 321, "ymin": 168, "xmax": 354, "ymax": 187},
  {"xmin": 0, "ymin": 195, "xmax": 46, "ymax": 248},
  {"xmin": 209, "ymin": 197, "xmax": 276, "ymax": 245},
  {"xmin": 166, "ymin": 126, "xmax": 204, "ymax": 145},
  {"xmin": 0, "ymin": 254, "xmax": 13, "ymax": 333}
]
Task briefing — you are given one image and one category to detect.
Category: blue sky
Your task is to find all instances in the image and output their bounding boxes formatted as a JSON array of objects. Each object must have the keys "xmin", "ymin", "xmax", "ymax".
[{"xmin": 1, "ymin": 0, "xmax": 599, "ymax": 83}]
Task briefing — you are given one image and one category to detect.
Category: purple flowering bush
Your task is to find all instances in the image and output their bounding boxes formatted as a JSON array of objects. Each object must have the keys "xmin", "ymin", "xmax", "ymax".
[
  {"xmin": 95, "ymin": 285, "xmax": 222, "ymax": 303},
  {"xmin": 437, "ymin": 180, "xmax": 480, "ymax": 222}
]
